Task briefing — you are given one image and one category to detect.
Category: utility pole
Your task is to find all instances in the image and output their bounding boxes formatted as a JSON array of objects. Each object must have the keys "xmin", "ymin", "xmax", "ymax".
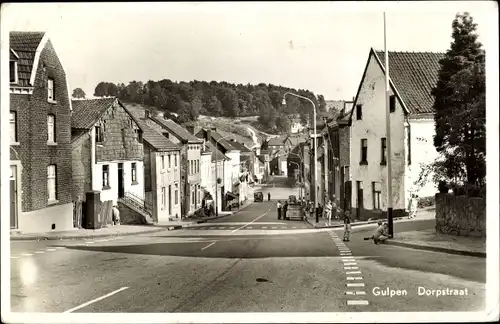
[{"xmin": 384, "ymin": 12, "xmax": 394, "ymax": 237}]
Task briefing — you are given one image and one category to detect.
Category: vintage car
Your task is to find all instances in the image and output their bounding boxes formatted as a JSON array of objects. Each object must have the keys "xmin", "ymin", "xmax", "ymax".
[
  {"xmin": 285, "ymin": 195, "xmax": 304, "ymax": 221},
  {"xmin": 254, "ymin": 191, "xmax": 264, "ymax": 202}
]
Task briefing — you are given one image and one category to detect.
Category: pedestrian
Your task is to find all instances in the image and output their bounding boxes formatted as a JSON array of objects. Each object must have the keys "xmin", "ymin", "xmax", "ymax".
[
  {"xmin": 364, "ymin": 222, "xmax": 390, "ymax": 244},
  {"xmin": 268, "ymin": 192, "xmax": 271, "ymax": 201},
  {"xmin": 324, "ymin": 200, "xmax": 332, "ymax": 226},
  {"xmin": 283, "ymin": 201, "xmax": 288, "ymax": 220},
  {"xmin": 277, "ymin": 200, "xmax": 282, "ymax": 220},
  {"xmin": 343, "ymin": 210, "xmax": 352, "ymax": 242},
  {"xmin": 408, "ymin": 194, "xmax": 418, "ymax": 219},
  {"xmin": 112, "ymin": 205, "xmax": 120, "ymax": 225}
]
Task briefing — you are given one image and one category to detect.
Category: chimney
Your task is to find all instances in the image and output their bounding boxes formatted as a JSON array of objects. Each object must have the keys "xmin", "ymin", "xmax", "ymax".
[
  {"xmin": 163, "ymin": 112, "xmax": 168, "ymax": 119},
  {"xmin": 206, "ymin": 128, "xmax": 212, "ymax": 142},
  {"xmin": 202, "ymin": 138, "xmax": 206, "ymax": 151},
  {"xmin": 145, "ymin": 109, "xmax": 150, "ymax": 119}
]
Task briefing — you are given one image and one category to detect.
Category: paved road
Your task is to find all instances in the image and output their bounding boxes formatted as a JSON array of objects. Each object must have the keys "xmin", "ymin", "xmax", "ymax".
[{"xmin": 10, "ymin": 182, "xmax": 485, "ymax": 313}]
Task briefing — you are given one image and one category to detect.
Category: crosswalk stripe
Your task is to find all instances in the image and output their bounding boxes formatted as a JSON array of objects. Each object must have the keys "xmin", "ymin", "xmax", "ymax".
[
  {"xmin": 343, "ymin": 262, "xmax": 357, "ymax": 266},
  {"xmin": 247, "ymin": 226, "xmax": 253, "ymax": 229},
  {"xmin": 347, "ymin": 300, "xmax": 369, "ymax": 305},
  {"xmin": 346, "ymin": 283, "xmax": 365, "ymax": 287},
  {"xmin": 346, "ymin": 271, "xmax": 362, "ymax": 275},
  {"xmin": 344, "ymin": 267, "xmax": 359, "ymax": 270}
]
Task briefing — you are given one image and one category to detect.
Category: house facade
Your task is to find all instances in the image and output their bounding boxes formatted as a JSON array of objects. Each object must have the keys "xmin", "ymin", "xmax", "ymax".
[
  {"xmin": 205, "ymin": 141, "xmax": 228, "ymax": 213},
  {"xmin": 151, "ymin": 116, "xmax": 203, "ymax": 217},
  {"xmin": 9, "ymin": 31, "xmax": 74, "ymax": 233},
  {"xmin": 71, "ymin": 98, "xmax": 145, "ymax": 209},
  {"xmin": 349, "ymin": 48, "xmax": 443, "ymax": 220}
]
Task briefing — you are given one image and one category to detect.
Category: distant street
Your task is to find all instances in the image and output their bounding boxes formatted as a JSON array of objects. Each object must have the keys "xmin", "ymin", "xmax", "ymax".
[{"xmin": 10, "ymin": 177, "xmax": 485, "ymax": 313}]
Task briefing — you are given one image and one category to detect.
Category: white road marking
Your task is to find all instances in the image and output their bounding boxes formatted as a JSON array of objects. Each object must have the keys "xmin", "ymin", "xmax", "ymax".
[
  {"xmin": 35, "ymin": 251, "xmax": 45, "ymax": 254},
  {"xmin": 85, "ymin": 242, "xmax": 95, "ymax": 244},
  {"xmin": 262, "ymin": 226, "xmax": 268, "ymax": 229},
  {"xmin": 343, "ymin": 262, "xmax": 357, "ymax": 266},
  {"xmin": 346, "ymin": 276, "xmax": 364, "ymax": 280},
  {"xmin": 346, "ymin": 271, "xmax": 362, "ymax": 275},
  {"xmin": 63, "ymin": 287, "xmax": 129, "ymax": 313},
  {"xmin": 55, "ymin": 246, "xmax": 66, "ymax": 249},
  {"xmin": 232, "ymin": 211, "xmax": 269, "ymax": 233},
  {"xmin": 201, "ymin": 242, "xmax": 216, "ymax": 250},
  {"xmin": 95, "ymin": 239, "xmax": 108, "ymax": 242},
  {"xmin": 355, "ymin": 291, "xmax": 366, "ymax": 295},
  {"xmin": 347, "ymin": 283, "xmax": 365, "ymax": 287},
  {"xmin": 46, "ymin": 248, "xmax": 57, "ymax": 252},
  {"xmin": 344, "ymin": 266, "xmax": 359, "ymax": 270},
  {"xmin": 228, "ymin": 227, "xmax": 235, "ymax": 229},
  {"xmin": 345, "ymin": 291, "xmax": 366, "ymax": 295},
  {"xmin": 347, "ymin": 300, "xmax": 369, "ymax": 305},
  {"xmin": 20, "ymin": 253, "xmax": 33, "ymax": 256}
]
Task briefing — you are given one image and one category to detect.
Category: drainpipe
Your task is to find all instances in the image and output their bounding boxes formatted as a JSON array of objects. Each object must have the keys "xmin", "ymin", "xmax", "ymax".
[{"xmin": 90, "ymin": 127, "xmax": 96, "ymax": 190}]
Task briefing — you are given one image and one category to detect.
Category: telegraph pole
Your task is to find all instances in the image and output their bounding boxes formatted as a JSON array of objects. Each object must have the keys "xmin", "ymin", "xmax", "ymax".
[{"xmin": 384, "ymin": 12, "xmax": 394, "ymax": 237}]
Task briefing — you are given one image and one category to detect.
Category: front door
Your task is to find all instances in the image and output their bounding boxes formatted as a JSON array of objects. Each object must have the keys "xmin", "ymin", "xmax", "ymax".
[
  {"xmin": 118, "ymin": 163, "xmax": 124, "ymax": 198},
  {"xmin": 10, "ymin": 165, "xmax": 18, "ymax": 229},
  {"xmin": 168, "ymin": 185, "xmax": 172, "ymax": 215}
]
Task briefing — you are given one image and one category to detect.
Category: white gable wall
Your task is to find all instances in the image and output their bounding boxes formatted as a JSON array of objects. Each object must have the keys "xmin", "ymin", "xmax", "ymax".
[{"xmin": 350, "ymin": 53, "xmax": 406, "ymax": 217}]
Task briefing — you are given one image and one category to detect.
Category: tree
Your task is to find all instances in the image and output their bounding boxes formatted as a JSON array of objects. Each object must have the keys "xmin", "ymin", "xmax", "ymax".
[
  {"xmin": 276, "ymin": 114, "xmax": 292, "ymax": 134},
  {"xmin": 431, "ymin": 12, "xmax": 486, "ymax": 190},
  {"xmin": 317, "ymin": 95, "xmax": 327, "ymax": 112},
  {"xmin": 72, "ymin": 88, "xmax": 86, "ymax": 99}
]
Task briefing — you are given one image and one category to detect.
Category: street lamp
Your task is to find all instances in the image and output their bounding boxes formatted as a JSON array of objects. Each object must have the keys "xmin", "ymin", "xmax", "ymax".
[
  {"xmin": 214, "ymin": 134, "xmax": 238, "ymax": 217},
  {"xmin": 282, "ymin": 92, "xmax": 318, "ymax": 223}
]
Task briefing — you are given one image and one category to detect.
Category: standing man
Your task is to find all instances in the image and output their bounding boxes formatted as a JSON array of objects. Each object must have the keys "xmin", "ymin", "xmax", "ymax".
[
  {"xmin": 277, "ymin": 200, "xmax": 282, "ymax": 220},
  {"xmin": 268, "ymin": 192, "xmax": 271, "ymax": 201}
]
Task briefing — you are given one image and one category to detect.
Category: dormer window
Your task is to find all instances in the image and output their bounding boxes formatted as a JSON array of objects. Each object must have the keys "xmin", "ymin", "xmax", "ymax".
[
  {"xmin": 48, "ymin": 78, "xmax": 55, "ymax": 102},
  {"xmin": 10, "ymin": 61, "xmax": 18, "ymax": 84}
]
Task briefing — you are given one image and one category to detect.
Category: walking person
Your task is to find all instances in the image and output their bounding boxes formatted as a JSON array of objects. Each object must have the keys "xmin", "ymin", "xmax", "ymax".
[
  {"xmin": 268, "ymin": 192, "xmax": 271, "ymax": 201},
  {"xmin": 283, "ymin": 201, "xmax": 288, "ymax": 220},
  {"xmin": 408, "ymin": 194, "xmax": 418, "ymax": 219},
  {"xmin": 112, "ymin": 205, "xmax": 121, "ymax": 225},
  {"xmin": 277, "ymin": 200, "xmax": 282, "ymax": 220},
  {"xmin": 324, "ymin": 200, "xmax": 332, "ymax": 227},
  {"xmin": 343, "ymin": 210, "xmax": 352, "ymax": 242}
]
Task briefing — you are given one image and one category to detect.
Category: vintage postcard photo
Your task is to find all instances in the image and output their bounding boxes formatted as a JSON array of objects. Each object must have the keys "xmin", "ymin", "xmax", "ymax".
[{"xmin": 1, "ymin": 1, "xmax": 498, "ymax": 323}]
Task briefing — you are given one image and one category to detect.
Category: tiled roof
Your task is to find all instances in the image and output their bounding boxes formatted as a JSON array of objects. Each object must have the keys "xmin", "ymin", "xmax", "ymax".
[
  {"xmin": 374, "ymin": 50, "xmax": 445, "ymax": 115},
  {"xmin": 10, "ymin": 31, "xmax": 46, "ymax": 87},
  {"xmin": 285, "ymin": 134, "xmax": 307, "ymax": 147},
  {"xmin": 71, "ymin": 98, "xmax": 117, "ymax": 130},
  {"xmin": 228, "ymin": 139, "xmax": 251, "ymax": 153},
  {"xmin": 205, "ymin": 141, "xmax": 228, "ymax": 162},
  {"xmin": 140, "ymin": 121, "xmax": 180, "ymax": 151},
  {"xmin": 208, "ymin": 131, "xmax": 236, "ymax": 151},
  {"xmin": 152, "ymin": 117, "xmax": 202, "ymax": 143}
]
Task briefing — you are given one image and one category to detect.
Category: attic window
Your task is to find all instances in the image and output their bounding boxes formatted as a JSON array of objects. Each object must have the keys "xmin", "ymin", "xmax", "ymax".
[
  {"xmin": 389, "ymin": 95, "xmax": 396, "ymax": 113},
  {"xmin": 9, "ymin": 61, "xmax": 18, "ymax": 83},
  {"xmin": 356, "ymin": 104, "xmax": 362, "ymax": 120}
]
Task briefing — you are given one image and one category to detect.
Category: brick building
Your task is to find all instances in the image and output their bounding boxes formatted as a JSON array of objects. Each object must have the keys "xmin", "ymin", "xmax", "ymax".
[
  {"xmin": 71, "ymin": 98, "xmax": 145, "ymax": 212},
  {"xmin": 9, "ymin": 32, "xmax": 74, "ymax": 233}
]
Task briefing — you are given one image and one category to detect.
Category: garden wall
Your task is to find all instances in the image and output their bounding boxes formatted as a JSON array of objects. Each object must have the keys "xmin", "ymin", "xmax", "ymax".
[{"xmin": 435, "ymin": 193, "xmax": 486, "ymax": 237}]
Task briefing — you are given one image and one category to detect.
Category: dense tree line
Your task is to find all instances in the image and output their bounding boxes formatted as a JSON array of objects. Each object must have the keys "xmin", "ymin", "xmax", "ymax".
[{"xmin": 93, "ymin": 79, "xmax": 327, "ymax": 132}]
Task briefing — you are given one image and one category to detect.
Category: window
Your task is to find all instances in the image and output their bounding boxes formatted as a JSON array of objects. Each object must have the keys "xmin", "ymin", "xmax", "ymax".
[
  {"xmin": 131, "ymin": 163, "xmax": 137, "ymax": 183},
  {"xmin": 168, "ymin": 155, "xmax": 171, "ymax": 169},
  {"xmin": 191, "ymin": 186, "xmax": 195, "ymax": 204},
  {"xmin": 161, "ymin": 187, "xmax": 166, "ymax": 210},
  {"xmin": 48, "ymin": 78, "xmax": 55, "ymax": 101},
  {"xmin": 10, "ymin": 61, "xmax": 17, "ymax": 83},
  {"xmin": 47, "ymin": 115, "xmax": 55, "ymax": 143},
  {"xmin": 372, "ymin": 182, "xmax": 381, "ymax": 210},
  {"xmin": 47, "ymin": 165, "xmax": 57, "ymax": 201},
  {"xmin": 196, "ymin": 160, "xmax": 199, "ymax": 173},
  {"xmin": 10, "ymin": 111, "xmax": 17, "ymax": 142},
  {"xmin": 198, "ymin": 185, "xmax": 201, "ymax": 204},
  {"xmin": 381, "ymin": 138, "xmax": 387, "ymax": 164},
  {"xmin": 175, "ymin": 154, "xmax": 178, "ymax": 167},
  {"xmin": 161, "ymin": 155, "xmax": 165, "ymax": 170},
  {"xmin": 174, "ymin": 183, "xmax": 179, "ymax": 205},
  {"xmin": 389, "ymin": 95, "xmax": 396, "ymax": 113},
  {"xmin": 95, "ymin": 126, "xmax": 103, "ymax": 143},
  {"xmin": 406, "ymin": 125, "xmax": 411, "ymax": 165},
  {"xmin": 102, "ymin": 165, "xmax": 110, "ymax": 188},
  {"xmin": 360, "ymin": 139, "xmax": 368, "ymax": 164},
  {"xmin": 356, "ymin": 104, "xmax": 362, "ymax": 120}
]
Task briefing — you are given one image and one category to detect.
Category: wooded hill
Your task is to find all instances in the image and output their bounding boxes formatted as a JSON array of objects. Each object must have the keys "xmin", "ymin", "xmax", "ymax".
[{"xmin": 93, "ymin": 80, "xmax": 327, "ymax": 133}]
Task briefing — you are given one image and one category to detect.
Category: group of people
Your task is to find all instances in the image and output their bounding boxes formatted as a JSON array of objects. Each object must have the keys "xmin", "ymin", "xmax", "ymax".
[{"xmin": 276, "ymin": 200, "xmax": 288, "ymax": 220}]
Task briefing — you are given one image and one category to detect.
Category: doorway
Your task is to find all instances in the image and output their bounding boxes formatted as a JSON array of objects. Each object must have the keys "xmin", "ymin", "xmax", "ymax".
[
  {"xmin": 118, "ymin": 163, "xmax": 124, "ymax": 198},
  {"xmin": 168, "ymin": 185, "xmax": 172, "ymax": 216},
  {"xmin": 356, "ymin": 181, "xmax": 363, "ymax": 219},
  {"xmin": 10, "ymin": 165, "xmax": 18, "ymax": 229}
]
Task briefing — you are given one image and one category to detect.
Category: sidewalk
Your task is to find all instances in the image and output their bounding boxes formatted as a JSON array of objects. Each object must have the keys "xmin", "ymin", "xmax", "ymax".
[
  {"xmin": 11, "ymin": 200, "xmax": 254, "ymax": 241},
  {"xmin": 387, "ymin": 229, "xmax": 486, "ymax": 258}
]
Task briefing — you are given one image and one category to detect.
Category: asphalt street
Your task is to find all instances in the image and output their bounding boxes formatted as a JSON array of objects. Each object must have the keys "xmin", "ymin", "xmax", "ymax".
[{"xmin": 10, "ymin": 178, "xmax": 486, "ymax": 313}]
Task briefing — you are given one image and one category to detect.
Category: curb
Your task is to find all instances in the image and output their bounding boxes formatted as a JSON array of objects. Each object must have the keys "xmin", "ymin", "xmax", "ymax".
[
  {"xmin": 305, "ymin": 217, "xmax": 401, "ymax": 229},
  {"xmin": 386, "ymin": 240, "xmax": 486, "ymax": 258},
  {"xmin": 10, "ymin": 227, "xmax": 167, "ymax": 241}
]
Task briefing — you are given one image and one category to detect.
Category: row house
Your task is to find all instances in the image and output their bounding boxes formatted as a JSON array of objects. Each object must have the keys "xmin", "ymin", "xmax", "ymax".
[
  {"xmin": 262, "ymin": 137, "xmax": 287, "ymax": 176},
  {"xmin": 203, "ymin": 140, "xmax": 230, "ymax": 213},
  {"xmin": 71, "ymin": 98, "xmax": 145, "ymax": 224},
  {"xmin": 227, "ymin": 139, "xmax": 252, "ymax": 202},
  {"xmin": 150, "ymin": 115, "xmax": 203, "ymax": 217},
  {"xmin": 9, "ymin": 31, "xmax": 74, "ymax": 233},
  {"xmin": 195, "ymin": 128, "xmax": 241, "ymax": 208},
  {"xmin": 348, "ymin": 48, "xmax": 443, "ymax": 220},
  {"xmin": 140, "ymin": 122, "xmax": 182, "ymax": 224}
]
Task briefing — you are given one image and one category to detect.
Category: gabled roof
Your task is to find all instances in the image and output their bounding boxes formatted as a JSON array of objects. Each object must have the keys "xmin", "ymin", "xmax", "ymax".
[
  {"xmin": 139, "ymin": 121, "xmax": 180, "ymax": 151},
  {"xmin": 349, "ymin": 48, "xmax": 444, "ymax": 122},
  {"xmin": 205, "ymin": 141, "xmax": 229, "ymax": 162},
  {"xmin": 9, "ymin": 31, "xmax": 47, "ymax": 87},
  {"xmin": 71, "ymin": 98, "xmax": 117, "ymax": 129},
  {"xmin": 374, "ymin": 50, "xmax": 444, "ymax": 115},
  {"xmin": 151, "ymin": 117, "xmax": 202, "ymax": 144},
  {"xmin": 228, "ymin": 139, "xmax": 251, "ymax": 153},
  {"xmin": 208, "ymin": 131, "xmax": 237, "ymax": 152},
  {"xmin": 284, "ymin": 134, "xmax": 306, "ymax": 147}
]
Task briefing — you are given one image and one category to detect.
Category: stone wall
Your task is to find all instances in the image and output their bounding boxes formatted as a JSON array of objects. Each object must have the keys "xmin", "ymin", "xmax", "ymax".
[{"xmin": 435, "ymin": 193, "xmax": 485, "ymax": 237}]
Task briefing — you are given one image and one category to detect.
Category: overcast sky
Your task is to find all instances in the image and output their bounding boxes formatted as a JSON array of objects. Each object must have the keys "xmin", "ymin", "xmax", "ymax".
[{"xmin": 2, "ymin": 1, "xmax": 496, "ymax": 100}]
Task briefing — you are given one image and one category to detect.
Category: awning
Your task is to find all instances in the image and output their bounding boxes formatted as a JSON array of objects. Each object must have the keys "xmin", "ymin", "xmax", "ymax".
[{"xmin": 226, "ymin": 192, "xmax": 237, "ymax": 200}]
